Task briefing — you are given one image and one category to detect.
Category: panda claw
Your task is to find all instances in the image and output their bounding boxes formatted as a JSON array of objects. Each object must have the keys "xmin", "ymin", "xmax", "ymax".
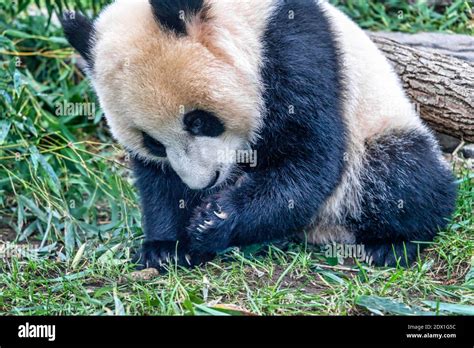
[
  {"xmin": 204, "ymin": 219, "xmax": 214, "ymax": 226},
  {"xmin": 366, "ymin": 255, "xmax": 374, "ymax": 266},
  {"xmin": 198, "ymin": 224, "xmax": 207, "ymax": 230},
  {"xmin": 185, "ymin": 254, "xmax": 192, "ymax": 265},
  {"xmin": 364, "ymin": 254, "xmax": 372, "ymax": 265},
  {"xmin": 213, "ymin": 210, "xmax": 228, "ymax": 219}
]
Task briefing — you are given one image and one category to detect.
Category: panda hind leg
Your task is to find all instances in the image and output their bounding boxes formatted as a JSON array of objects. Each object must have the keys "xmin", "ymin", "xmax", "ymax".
[{"xmin": 348, "ymin": 129, "xmax": 457, "ymax": 267}]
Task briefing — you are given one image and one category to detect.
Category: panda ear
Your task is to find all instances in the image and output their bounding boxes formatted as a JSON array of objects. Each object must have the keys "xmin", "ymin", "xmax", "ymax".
[
  {"xmin": 60, "ymin": 11, "xmax": 95, "ymax": 68},
  {"xmin": 149, "ymin": 0, "xmax": 207, "ymax": 34}
]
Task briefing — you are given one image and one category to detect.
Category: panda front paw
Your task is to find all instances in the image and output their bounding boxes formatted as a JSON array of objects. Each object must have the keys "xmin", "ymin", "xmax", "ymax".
[
  {"xmin": 133, "ymin": 240, "xmax": 211, "ymax": 271},
  {"xmin": 187, "ymin": 195, "xmax": 235, "ymax": 254}
]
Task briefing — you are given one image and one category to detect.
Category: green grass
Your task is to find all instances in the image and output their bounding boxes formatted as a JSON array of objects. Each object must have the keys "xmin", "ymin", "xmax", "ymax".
[
  {"xmin": 334, "ymin": 0, "xmax": 473, "ymax": 34},
  {"xmin": 0, "ymin": 0, "xmax": 473, "ymax": 316}
]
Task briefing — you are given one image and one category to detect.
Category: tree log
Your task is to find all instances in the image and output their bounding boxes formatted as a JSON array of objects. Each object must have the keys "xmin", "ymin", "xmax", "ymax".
[
  {"xmin": 370, "ymin": 32, "xmax": 474, "ymax": 62},
  {"xmin": 370, "ymin": 35, "xmax": 474, "ymax": 142}
]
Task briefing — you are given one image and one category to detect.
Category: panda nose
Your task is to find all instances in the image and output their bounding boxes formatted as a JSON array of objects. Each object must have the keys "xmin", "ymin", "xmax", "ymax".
[{"xmin": 204, "ymin": 171, "xmax": 220, "ymax": 190}]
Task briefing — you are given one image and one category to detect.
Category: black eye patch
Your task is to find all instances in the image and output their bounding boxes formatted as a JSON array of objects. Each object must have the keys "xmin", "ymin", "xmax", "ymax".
[
  {"xmin": 142, "ymin": 132, "xmax": 166, "ymax": 157},
  {"xmin": 183, "ymin": 110, "xmax": 225, "ymax": 137}
]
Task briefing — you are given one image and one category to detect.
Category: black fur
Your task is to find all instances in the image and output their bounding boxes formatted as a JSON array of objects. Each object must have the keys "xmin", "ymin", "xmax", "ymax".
[
  {"xmin": 133, "ymin": 240, "xmax": 213, "ymax": 270},
  {"xmin": 133, "ymin": 158, "xmax": 197, "ymax": 243},
  {"xmin": 349, "ymin": 130, "xmax": 457, "ymax": 266},
  {"xmin": 60, "ymin": 11, "xmax": 95, "ymax": 68},
  {"xmin": 142, "ymin": 132, "xmax": 167, "ymax": 157},
  {"xmin": 185, "ymin": 0, "xmax": 346, "ymax": 253},
  {"xmin": 149, "ymin": 0, "xmax": 205, "ymax": 34},
  {"xmin": 132, "ymin": 158, "xmax": 214, "ymax": 270}
]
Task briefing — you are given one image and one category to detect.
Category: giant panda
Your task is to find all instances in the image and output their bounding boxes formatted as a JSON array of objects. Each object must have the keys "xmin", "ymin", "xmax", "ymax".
[{"xmin": 61, "ymin": 0, "xmax": 457, "ymax": 269}]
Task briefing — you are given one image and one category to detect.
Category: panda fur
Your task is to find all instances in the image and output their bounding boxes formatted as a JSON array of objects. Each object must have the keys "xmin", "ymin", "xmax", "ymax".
[{"xmin": 61, "ymin": 0, "xmax": 457, "ymax": 268}]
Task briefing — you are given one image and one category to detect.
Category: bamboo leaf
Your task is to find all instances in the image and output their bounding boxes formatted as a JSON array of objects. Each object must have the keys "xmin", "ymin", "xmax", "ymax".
[
  {"xmin": 113, "ymin": 288, "xmax": 126, "ymax": 316},
  {"xmin": 423, "ymin": 301, "xmax": 474, "ymax": 315},
  {"xmin": 71, "ymin": 242, "xmax": 87, "ymax": 269},
  {"xmin": 0, "ymin": 120, "xmax": 11, "ymax": 145},
  {"xmin": 356, "ymin": 296, "xmax": 435, "ymax": 316}
]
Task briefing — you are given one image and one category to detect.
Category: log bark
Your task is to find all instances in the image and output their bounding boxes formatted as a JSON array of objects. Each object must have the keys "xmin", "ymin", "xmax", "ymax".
[
  {"xmin": 370, "ymin": 32, "xmax": 474, "ymax": 62},
  {"xmin": 370, "ymin": 35, "xmax": 474, "ymax": 142}
]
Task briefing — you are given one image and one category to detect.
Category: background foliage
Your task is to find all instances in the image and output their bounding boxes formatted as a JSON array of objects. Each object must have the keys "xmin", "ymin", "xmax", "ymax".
[{"xmin": 0, "ymin": 0, "xmax": 472, "ymax": 315}]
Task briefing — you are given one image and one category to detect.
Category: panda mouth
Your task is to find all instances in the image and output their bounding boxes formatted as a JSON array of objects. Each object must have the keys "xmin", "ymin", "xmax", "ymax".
[{"xmin": 205, "ymin": 171, "xmax": 220, "ymax": 190}]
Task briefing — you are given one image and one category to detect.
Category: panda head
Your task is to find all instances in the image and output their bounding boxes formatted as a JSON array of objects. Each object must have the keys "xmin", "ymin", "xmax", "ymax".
[{"xmin": 61, "ymin": 0, "xmax": 263, "ymax": 190}]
